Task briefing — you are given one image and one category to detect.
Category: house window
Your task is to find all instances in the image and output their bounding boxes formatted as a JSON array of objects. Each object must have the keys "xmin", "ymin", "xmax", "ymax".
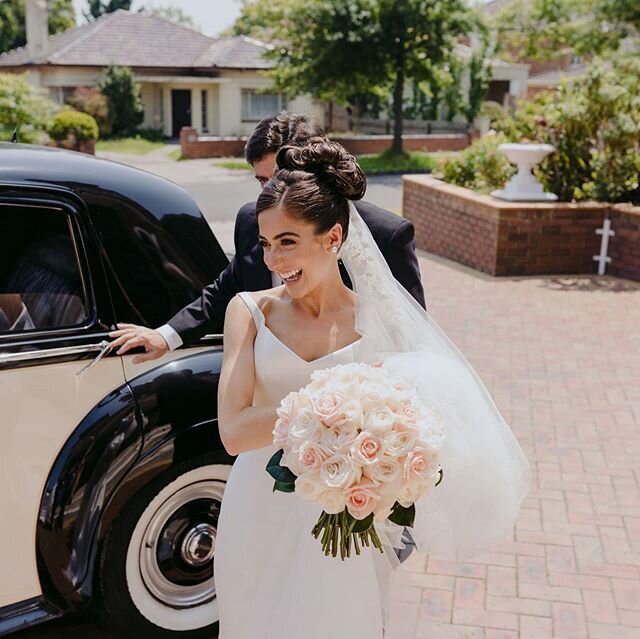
[
  {"xmin": 201, "ymin": 89, "xmax": 208, "ymax": 132},
  {"xmin": 241, "ymin": 90, "xmax": 288, "ymax": 122}
]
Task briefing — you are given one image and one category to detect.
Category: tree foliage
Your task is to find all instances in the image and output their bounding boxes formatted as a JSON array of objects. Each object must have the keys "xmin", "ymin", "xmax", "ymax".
[
  {"xmin": 66, "ymin": 86, "xmax": 110, "ymax": 136},
  {"xmin": 492, "ymin": 0, "xmax": 640, "ymax": 62},
  {"xmin": 85, "ymin": 0, "xmax": 132, "ymax": 21},
  {"xmin": 239, "ymin": 0, "xmax": 476, "ymax": 154},
  {"xmin": 0, "ymin": 72, "xmax": 56, "ymax": 142},
  {"xmin": 138, "ymin": 3, "xmax": 197, "ymax": 29},
  {"xmin": 97, "ymin": 65, "xmax": 144, "ymax": 137},
  {"xmin": 0, "ymin": 0, "xmax": 75, "ymax": 54}
]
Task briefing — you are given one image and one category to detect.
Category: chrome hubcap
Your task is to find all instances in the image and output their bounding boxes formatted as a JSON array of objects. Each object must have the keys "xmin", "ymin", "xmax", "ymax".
[
  {"xmin": 181, "ymin": 523, "xmax": 216, "ymax": 566},
  {"xmin": 139, "ymin": 480, "xmax": 224, "ymax": 608}
]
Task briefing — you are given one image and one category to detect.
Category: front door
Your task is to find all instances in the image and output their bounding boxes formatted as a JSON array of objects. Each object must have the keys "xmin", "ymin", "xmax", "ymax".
[{"xmin": 171, "ymin": 89, "xmax": 192, "ymax": 138}]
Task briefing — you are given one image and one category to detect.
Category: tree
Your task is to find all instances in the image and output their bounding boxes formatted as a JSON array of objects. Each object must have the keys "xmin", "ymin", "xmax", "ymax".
[
  {"xmin": 0, "ymin": 72, "xmax": 56, "ymax": 142},
  {"xmin": 252, "ymin": 0, "xmax": 475, "ymax": 154},
  {"xmin": 85, "ymin": 0, "xmax": 132, "ymax": 21},
  {"xmin": 66, "ymin": 86, "xmax": 110, "ymax": 136},
  {"xmin": 97, "ymin": 65, "xmax": 144, "ymax": 137},
  {"xmin": 0, "ymin": 0, "xmax": 75, "ymax": 54},
  {"xmin": 138, "ymin": 3, "xmax": 197, "ymax": 29},
  {"xmin": 492, "ymin": 0, "xmax": 640, "ymax": 62}
]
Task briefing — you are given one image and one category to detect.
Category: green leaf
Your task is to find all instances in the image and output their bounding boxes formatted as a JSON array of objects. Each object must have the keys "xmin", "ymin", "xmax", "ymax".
[
  {"xmin": 273, "ymin": 480, "xmax": 296, "ymax": 493},
  {"xmin": 347, "ymin": 511, "xmax": 375, "ymax": 534},
  {"xmin": 266, "ymin": 449, "xmax": 297, "ymax": 483},
  {"xmin": 388, "ymin": 501, "xmax": 416, "ymax": 527}
]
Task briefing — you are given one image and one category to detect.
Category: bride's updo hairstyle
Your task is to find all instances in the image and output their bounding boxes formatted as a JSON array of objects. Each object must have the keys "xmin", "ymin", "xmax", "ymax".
[{"xmin": 255, "ymin": 137, "xmax": 366, "ymax": 244}]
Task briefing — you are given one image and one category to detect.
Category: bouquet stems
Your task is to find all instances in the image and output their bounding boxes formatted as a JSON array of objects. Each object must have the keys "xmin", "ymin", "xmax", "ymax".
[{"xmin": 311, "ymin": 510, "xmax": 384, "ymax": 560}]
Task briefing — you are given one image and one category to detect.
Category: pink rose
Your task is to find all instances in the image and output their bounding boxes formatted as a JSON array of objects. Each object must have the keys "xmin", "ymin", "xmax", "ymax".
[
  {"xmin": 351, "ymin": 431, "xmax": 383, "ymax": 465},
  {"xmin": 346, "ymin": 481, "xmax": 381, "ymax": 520},
  {"xmin": 320, "ymin": 454, "xmax": 361, "ymax": 489},
  {"xmin": 298, "ymin": 442, "xmax": 330, "ymax": 473},
  {"xmin": 312, "ymin": 391, "xmax": 345, "ymax": 426},
  {"xmin": 403, "ymin": 450, "xmax": 430, "ymax": 480}
]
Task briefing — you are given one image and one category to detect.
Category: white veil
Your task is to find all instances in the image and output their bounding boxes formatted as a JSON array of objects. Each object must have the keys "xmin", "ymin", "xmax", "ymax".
[{"xmin": 342, "ymin": 202, "xmax": 531, "ymax": 560}]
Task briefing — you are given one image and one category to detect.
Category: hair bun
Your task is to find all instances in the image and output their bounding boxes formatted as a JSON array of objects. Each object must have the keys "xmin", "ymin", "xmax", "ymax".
[{"xmin": 276, "ymin": 137, "xmax": 366, "ymax": 201}]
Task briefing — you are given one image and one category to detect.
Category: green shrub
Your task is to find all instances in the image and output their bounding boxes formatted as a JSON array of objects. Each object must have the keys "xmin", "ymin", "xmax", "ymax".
[
  {"xmin": 443, "ymin": 56, "xmax": 640, "ymax": 203},
  {"xmin": 136, "ymin": 127, "xmax": 165, "ymax": 142},
  {"xmin": 442, "ymin": 132, "xmax": 515, "ymax": 193},
  {"xmin": 49, "ymin": 109, "xmax": 99, "ymax": 143},
  {"xmin": 66, "ymin": 86, "xmax": 110, "ymax": 137},
  {"xmin": 98, "ymin": 65, "xmax": 144, "ymax": 137},
  {"xmin": 0, "ymin": 73, "xmax": 56, "ymax": 143}
]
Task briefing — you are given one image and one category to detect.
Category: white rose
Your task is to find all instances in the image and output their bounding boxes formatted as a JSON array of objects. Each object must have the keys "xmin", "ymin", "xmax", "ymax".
[
  {"xmin": 288, "ymin": 408, "xmax": 323, "ymax": 449},
  {"xmin": 383, "ymin": 430, "xmax": 418, "ymax": 457},
  {"xmin": 319, "ymin": 488, "xmax": 347, "ymax": 514},
  {"xmin": 397, "ymin": 477, "xmax": 432, "ymax": 508},
  {"xmin": 320, "ymin": 454, "xmax": 362, "ymax": 489},
  {"xmin": 311, "ymin": 391, "xmax": 346, "ymax": 426},
  {"xmin": 366, "ymin": 458, "xmax": 401, "ymax": 483},
  {"xmin": 363, "ymin": 406, "xmax": 397, "ymax": 434},
  {"xmin": 321, "ymin": 424, "xmax": 358, "ymax": 454},
  {"xmin": 295, "ymin": 472, "xmax": 324, "ymax": 502}
]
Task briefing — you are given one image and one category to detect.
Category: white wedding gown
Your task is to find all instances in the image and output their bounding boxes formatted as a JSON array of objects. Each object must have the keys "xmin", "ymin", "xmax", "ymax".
[{"xmin": 214, "ymin": 292, "xmax": 384, "ymax": 639}]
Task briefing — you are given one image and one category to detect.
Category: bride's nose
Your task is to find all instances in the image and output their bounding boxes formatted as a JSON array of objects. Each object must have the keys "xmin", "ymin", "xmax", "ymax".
[{"xmin": 263, "ymin": 246, "xmax": 281, "ymax": 272}]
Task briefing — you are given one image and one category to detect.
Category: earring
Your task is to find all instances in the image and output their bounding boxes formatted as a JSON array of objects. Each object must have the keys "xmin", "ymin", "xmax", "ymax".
[{"xmin": 331, "ymin": 246, "xmax": 338, "ymax": 254}]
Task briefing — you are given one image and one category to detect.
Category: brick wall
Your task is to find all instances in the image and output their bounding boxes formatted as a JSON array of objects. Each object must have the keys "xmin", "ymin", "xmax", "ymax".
[
  {"xmin": 402, "ymin": 176, "xmax": 636, "ymax": 279},
  {"xmin": 609, "ymin": 204, "xmax": 640, "ymax": 281},
  {"xmin": 179, "ymin": 127, "xmax": 470, "ymax": 159},
  {"xmin": 333, "ymin": 134, "xmax": 470, "ymax": 155},
  {"xmin": 180, "ymin": 128, "xmax": 247, "ymax": 159}
]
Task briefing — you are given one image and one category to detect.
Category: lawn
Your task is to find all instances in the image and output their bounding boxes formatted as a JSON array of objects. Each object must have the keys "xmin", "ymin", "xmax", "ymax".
[
  {"xmin": 354, "ymin": 150, "xmax": 436, "ymax": 174},
  {"xmin": 211, "ymin": 159, "xmax": 252, "ymax": 170},
  {"xmin": 96, "ymin": 136, "xmax": 167, "ymax": 155}
]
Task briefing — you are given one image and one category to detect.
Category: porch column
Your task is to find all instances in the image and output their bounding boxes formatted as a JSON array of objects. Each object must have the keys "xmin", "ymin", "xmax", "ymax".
[{"xmin": 192, "ymin": 88, "xmax": 203, "ymax": 133}]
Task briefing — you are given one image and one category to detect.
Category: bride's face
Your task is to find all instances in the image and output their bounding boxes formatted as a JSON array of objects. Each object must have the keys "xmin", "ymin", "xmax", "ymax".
[{"xmin": 258, "ymin": 205, "xmax": 342, "ymax": 297}]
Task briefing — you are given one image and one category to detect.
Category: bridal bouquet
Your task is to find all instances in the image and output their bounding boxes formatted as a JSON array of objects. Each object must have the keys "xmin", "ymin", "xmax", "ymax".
[{"xmin": 266, "ymin": 362, "xmax": 444, "ymax": 560}]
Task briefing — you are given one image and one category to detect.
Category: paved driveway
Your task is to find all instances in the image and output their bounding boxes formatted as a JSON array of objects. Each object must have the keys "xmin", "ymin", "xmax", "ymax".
[{"xmin": 16, "ymin": 150, "xmax": 640, "ymax": 639}]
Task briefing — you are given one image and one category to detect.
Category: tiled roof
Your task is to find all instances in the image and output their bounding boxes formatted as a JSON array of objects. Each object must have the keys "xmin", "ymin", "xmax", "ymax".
[{"xmin": 0, "ymin": 10, "xmax": 272, "ymax": 70}]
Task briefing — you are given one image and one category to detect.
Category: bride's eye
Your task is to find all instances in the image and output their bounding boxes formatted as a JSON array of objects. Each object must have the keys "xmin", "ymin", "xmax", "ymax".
[{"xmin": 281, "ymin": 239, "xmax": 296, "ymax": 246}]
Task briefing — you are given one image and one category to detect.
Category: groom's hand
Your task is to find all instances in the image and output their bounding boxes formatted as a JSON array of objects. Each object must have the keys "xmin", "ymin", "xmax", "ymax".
[{"xmin": 109, "ymin": 323, "xmax": 169, "ymax": 364}]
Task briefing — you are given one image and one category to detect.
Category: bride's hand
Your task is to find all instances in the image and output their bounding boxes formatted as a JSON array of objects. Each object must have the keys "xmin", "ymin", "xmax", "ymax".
[{"xmin": 108, "ymin": 323, "xmax": 169, "ymax": 364}]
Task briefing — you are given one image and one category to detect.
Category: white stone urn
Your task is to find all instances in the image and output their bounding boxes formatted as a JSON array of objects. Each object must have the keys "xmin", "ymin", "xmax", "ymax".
[{"xmin": 491, "ymin": 143, "xmax": 558, "ymax": 201}]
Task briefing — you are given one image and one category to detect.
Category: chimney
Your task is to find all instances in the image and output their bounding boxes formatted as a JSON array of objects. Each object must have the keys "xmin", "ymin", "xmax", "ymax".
[{"xmin": 26, "ymin": 0, "xmax": 49, "ymax": 62}]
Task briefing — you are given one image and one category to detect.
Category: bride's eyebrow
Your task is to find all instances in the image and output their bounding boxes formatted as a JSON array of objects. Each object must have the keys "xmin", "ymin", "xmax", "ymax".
[{"xmin": 258, "ymin": 232, "xmax": 301, "ymax": 241}]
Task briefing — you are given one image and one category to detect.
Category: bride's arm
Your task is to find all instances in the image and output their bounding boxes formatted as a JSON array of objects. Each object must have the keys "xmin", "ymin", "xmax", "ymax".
[{"xmin": 217, "ymin": 295, "xmax": 278, "ymax": 455}]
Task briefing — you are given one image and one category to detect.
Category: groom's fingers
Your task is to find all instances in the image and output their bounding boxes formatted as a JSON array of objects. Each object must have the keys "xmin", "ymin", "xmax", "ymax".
[{"xmin": 115, "ymin": 335, "xmax": 146, "ymax": 355}]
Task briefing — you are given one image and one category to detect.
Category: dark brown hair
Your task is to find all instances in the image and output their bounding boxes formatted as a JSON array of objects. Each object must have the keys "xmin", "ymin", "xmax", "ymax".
[
  {"xmin": 244, "ymin": 112, "xmax": 325, "ymax": 165},
  {"xmin": 255, "ymin": 137, "xmax": 367, "ymax": 242}
]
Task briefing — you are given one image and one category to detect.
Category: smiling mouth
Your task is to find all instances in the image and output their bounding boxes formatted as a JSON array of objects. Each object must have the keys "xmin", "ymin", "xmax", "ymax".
[{"xmin": 279, "ymin": 268, "xmax": 302, "ymax": 283}]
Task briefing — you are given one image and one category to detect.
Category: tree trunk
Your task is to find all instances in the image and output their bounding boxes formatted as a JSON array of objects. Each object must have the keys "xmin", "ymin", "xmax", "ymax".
[{"xmin": 392, "ymin": 51, "xmax": 405, "ymax": 155}]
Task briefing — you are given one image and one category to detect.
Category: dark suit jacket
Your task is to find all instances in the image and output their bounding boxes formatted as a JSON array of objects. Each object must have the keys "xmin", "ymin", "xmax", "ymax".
[{"xmin": 169, "ymin": 200, "xmax": 426, "ymax": 343}]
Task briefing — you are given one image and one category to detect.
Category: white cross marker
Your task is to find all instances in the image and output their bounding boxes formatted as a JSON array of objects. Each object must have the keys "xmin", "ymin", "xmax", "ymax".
[{"xmin": 593, "ymin": 218, "xmax": 615, "ymax": 276}]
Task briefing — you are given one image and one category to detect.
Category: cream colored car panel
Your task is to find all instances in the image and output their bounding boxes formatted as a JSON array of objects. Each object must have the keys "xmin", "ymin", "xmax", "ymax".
[{"xmin": 0, "ymin": 357, "xmax": 125, "ymax": 607}]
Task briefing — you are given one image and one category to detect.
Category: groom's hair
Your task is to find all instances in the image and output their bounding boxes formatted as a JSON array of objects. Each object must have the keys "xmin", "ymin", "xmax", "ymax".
[{"xmin": 245, "ymin": 112, "xmax": 325, "ymax": 165}]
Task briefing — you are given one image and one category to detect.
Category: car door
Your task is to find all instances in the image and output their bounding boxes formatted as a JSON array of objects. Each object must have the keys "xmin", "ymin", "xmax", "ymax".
[{"xmin": 0, "ymin": 193, "xmax": 127, "ymax": 608}]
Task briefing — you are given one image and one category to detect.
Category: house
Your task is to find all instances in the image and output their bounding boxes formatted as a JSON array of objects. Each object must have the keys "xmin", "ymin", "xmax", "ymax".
[{"xmin": 0, "ymin": 3, "xmax": 323, "ymax": 138}]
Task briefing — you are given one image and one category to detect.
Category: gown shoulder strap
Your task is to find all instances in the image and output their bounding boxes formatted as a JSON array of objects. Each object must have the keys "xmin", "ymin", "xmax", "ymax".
[{"xmin": 236, "ymin": 292, "xmax": 265, "ymax": 330}]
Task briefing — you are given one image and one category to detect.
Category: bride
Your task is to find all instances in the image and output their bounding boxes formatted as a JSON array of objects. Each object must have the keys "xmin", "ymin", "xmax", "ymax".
[{"xmin": 214, "ymin": 139, "xmax": 530, "ymax": 638}]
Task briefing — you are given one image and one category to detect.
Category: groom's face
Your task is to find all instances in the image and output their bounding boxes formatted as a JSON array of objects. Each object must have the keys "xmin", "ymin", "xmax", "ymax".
[{"xmin": 253, "ymin": 153, "xmax": 277, "ymax": 189}]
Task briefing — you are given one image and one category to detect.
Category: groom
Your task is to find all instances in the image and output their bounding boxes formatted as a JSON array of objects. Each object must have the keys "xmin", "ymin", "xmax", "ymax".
[{"xmin": 110, "ymin": 112, "xmax": 426, "ymax": 361}]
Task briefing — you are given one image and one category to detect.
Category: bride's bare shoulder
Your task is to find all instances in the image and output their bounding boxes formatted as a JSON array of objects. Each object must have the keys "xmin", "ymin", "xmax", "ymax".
[{"xmin": 247, "ymin": 287, "xmax": 286, "ymax": 312}]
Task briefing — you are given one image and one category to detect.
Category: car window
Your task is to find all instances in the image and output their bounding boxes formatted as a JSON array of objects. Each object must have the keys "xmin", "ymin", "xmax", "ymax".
[{"xmin": 0, "ymin": 203, "xmax": 89, "ymax": 333}]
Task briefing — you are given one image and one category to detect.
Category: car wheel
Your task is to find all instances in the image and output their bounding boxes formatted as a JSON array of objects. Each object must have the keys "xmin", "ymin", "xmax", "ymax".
[{"xmin": 96, "ymin": 455, "xmax": 231, "ymax": 639}]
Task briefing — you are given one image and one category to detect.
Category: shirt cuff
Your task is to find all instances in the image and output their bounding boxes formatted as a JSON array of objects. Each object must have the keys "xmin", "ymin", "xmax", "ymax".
[{"xmin": 157, "ymin": 324, "xmax": 183, "ymax": 351}]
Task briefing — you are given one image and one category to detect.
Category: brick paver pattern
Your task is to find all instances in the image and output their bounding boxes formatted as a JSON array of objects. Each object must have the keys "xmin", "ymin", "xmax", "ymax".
[{"xmin": 387, "ymin": 253, "xmax": 640, "ymax": 639}]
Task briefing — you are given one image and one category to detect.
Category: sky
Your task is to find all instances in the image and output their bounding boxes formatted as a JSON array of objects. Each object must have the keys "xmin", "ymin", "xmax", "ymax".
[{"xmin": 71, "ymin": 0, "xmax": 244, "ymax": 37}]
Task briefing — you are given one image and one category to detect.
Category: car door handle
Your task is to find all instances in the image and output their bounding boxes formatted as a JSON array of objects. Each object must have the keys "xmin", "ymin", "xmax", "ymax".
[
  {"xmin": 75, "ymin": 340, "xmax": 111, "ymax": 376},
  {"xmin": 0, "ymin": 340, "xmax": 111, "ymax": 366}
]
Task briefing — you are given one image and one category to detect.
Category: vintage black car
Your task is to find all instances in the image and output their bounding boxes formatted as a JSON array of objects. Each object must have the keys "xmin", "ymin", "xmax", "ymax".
[{"xmin": 0, "ymin": 143, "xmax": 234, "ymax": 638}]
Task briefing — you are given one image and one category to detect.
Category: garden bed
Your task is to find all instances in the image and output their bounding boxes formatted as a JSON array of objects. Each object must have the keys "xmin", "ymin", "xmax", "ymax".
[{"xmin": 403, "ymin": 175, "xmax": 640, "ymax": 281}]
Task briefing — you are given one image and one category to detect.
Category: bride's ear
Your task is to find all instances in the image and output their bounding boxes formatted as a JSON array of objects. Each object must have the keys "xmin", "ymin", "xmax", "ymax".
[{"xmin": 325, "ymin": 223, "xmax": 343, "ymax": 252}]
